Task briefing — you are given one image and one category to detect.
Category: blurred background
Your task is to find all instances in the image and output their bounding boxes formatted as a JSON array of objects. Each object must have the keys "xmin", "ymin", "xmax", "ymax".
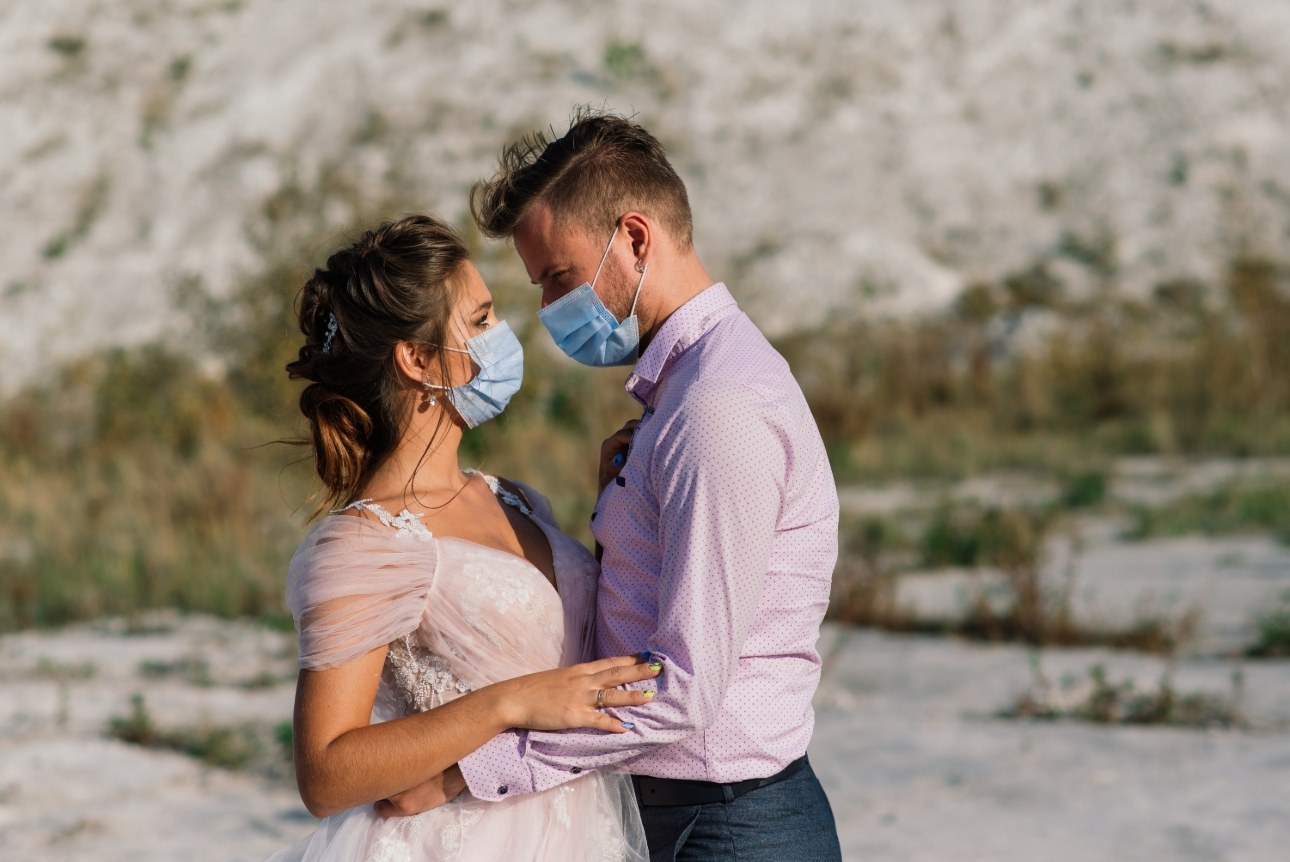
[{"xmin": 2, "ymin": 1, "xmax": 1289, "ymax": 860}]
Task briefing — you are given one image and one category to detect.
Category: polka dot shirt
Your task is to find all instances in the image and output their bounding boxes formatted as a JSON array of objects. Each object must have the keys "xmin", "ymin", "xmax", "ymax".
[{"xmin": 459, "ymin": 283, "xmax": 839, "ymax": 800}]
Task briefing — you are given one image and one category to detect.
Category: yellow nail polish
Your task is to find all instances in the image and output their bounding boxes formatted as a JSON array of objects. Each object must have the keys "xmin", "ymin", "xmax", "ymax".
[
  {"xmin": 647, "ymin": 661, "xmax": 663, "ymax": 672},
  {"xmin": 642, "ymin": 690, "xmax": 656, "ymax": 700}
]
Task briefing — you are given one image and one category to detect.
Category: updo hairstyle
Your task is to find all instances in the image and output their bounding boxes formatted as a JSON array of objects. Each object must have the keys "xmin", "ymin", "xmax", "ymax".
[{"xmin": 286, "ymin": 214, "xmax": 470, "ymax": 512}]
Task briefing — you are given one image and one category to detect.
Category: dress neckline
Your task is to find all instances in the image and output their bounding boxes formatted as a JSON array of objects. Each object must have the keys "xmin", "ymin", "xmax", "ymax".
[{"xmin": 341, "ymin": 471, "xmax": 560, "ymax": 592}]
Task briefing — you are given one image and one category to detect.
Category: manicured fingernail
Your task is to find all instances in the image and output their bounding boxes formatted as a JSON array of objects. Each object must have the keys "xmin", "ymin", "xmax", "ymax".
[
  {"xmin": 647, "ymin": 661, "xmax": 663, "ymax": 672},
  {"xmin": 620, "ymin": 721, "xmax": 635, "ymax": 730},
  {"xmin": 638, "ymin": 651, "xmax": 652, "ymax": 661},
  {"xmin": 612, "ymin": 453, "xmax": 625, "ymax": 468},
  {"xmin": 642, "ymin": 690, "xmax": 655, "ymax": 700}
]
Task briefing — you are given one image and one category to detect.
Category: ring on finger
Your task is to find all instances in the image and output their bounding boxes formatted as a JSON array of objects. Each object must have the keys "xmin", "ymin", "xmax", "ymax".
[{"xmin": 595, "ymin": 688, "xmax": 605, "ymax": 708}]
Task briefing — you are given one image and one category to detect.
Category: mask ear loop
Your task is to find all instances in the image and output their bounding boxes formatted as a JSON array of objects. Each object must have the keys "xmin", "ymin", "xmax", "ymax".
[
  {"xmin": 421, "ymin": 339, "xmax": 471, "ymax": 401},
  {"xmin": 589, "ymin": 222, "xmax": 621, "ymax": 293},
  {"xmin": 628, "ymin": 259, "xmax": 648, "ymax": 318}
]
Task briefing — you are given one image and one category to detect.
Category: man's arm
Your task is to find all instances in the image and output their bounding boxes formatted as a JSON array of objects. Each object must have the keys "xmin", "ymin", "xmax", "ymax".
[
  {"xmin": 460, "ymin": 383, "xmax": 786, "ymax": 800},
  {"xmin": 374, "ymin": 765, "xmax": 467, "ymax": 818}
]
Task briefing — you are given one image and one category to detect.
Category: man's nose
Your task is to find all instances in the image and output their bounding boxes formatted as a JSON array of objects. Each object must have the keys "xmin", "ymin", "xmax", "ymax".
[{"xmin": 540, "ymin": 284, "xmax": 570, "ymax": 310}]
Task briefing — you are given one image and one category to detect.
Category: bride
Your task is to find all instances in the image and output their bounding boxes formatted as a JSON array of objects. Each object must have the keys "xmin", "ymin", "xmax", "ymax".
[{"xmin": 267, "ymin": 213, "xmax": 657, "ymax": 861}]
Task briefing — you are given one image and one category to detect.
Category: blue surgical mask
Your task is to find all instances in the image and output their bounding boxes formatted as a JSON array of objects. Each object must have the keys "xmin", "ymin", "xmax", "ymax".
[
  {"xmin": 429, "ymin": 320, "xmax": 524, "ymax": 428},
  {"xmin": 538, "ymin": 223, "xmax": 648, "ymax": 367}
]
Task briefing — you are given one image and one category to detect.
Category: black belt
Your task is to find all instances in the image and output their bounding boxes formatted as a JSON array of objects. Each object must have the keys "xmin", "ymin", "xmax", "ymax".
[{"xmin": 631, "ymin": 755, "xmax": 808, "ymax": 807}]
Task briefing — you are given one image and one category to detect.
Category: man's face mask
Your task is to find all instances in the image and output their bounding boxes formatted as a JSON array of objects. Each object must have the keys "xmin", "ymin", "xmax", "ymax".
[{"xmin": 537, "ymin": 222, "xmax": 648, "ymax": 367}]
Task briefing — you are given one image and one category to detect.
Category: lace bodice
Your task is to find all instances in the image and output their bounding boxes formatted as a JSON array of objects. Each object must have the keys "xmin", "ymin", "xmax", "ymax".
[
  {"xmin": 276, "ymin": 474, "xmax": 644, "ymax": 862},
  {"xmin": 341, "ymin": 474, "xmax": 583, "ymax": 719}
]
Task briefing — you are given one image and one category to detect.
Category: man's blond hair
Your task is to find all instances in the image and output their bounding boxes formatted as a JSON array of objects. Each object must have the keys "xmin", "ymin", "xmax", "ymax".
[{"xmin": 471, "ymin": 107, "xmax": 693, "ymax": 249}]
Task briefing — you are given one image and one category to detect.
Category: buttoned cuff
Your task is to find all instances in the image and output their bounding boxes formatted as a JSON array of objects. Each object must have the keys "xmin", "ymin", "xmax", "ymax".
[{"xmin": 458, "ymin": 730, "xmax": 536, "ymax": 802}]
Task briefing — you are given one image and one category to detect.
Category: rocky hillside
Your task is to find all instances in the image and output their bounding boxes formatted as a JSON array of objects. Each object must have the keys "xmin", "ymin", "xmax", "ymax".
[{"xmin": 3, "ymin": 0, "xmax": 1288, "ymax": 392}]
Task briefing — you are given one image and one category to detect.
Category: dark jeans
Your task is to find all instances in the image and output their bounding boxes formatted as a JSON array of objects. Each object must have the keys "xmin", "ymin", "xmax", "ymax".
[{"xmin": 635, "ymin": 759, "xmax": 842, "ymax": 862}]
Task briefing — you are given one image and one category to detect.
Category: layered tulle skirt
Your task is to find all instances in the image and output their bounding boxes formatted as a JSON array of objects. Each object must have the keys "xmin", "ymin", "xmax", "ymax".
[{"xmin": 268, "ymin": 770, "xmax": 646, "ymax": 862}]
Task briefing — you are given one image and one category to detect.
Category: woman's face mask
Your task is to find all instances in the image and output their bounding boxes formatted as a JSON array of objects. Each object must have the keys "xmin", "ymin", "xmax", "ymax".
[
  {"xmin": 537, "ymin": 222, "xmax": 648, "ymax": 368},
  {"xmin": 429, "ymin": 320, "xmax": 524, "ymax": 428}
]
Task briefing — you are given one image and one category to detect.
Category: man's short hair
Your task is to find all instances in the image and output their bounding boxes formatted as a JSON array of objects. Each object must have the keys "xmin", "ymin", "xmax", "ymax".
[{"xmin": 471, "ymin": 107, "xmax": 693, "ymax": 249}]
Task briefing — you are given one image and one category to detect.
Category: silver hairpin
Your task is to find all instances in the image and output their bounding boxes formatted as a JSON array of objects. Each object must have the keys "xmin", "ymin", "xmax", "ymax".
[{"xmin": 322, "ymin": 312, "xmax": 338, "ymax": 354}]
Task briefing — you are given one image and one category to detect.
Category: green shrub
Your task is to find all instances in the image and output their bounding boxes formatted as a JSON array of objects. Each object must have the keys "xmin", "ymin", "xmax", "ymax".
[
  {"xmin": 1248, "ymin": 591, "xmax": 1290, "ymax": 658},
  {"xmin": 1003, "ymin": 662, "xmax": 1245, "ymax": 729}
]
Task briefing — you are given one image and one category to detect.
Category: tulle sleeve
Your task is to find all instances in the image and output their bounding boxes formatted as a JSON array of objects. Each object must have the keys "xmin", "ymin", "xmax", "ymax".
[{"xmin": 285, "ymin": 516, "xmax": 437, "ymax": 670}]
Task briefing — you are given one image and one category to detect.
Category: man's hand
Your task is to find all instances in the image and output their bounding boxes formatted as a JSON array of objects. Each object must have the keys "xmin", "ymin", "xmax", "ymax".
[{"xmin": 373, "ymin": 764, "xmax": 467, "ymax": 818}]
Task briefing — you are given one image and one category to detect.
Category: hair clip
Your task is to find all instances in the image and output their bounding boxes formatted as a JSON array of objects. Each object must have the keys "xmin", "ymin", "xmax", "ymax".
[{"xmin": 322, "ymin": 313, "xmax": 338, "ymax": 354}]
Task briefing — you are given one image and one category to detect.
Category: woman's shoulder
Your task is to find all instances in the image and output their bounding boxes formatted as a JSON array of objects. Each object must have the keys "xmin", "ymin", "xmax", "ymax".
[
  {"xmin": 289, "ymin": 511, "xmax": 440, "ymax": 595},
  {"xmin": 295, "ymin": 508, "xmax": 410, "ymax": 550},
  {"xmin": 287, "ymin": 512, "xmax": 440, "ymax": 671},
  {"xmin": 481, "ymin": 472, "xmax": 557, "ymax": 525}
]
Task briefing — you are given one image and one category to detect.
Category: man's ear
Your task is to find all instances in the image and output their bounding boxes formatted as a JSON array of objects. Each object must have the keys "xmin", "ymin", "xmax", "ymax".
[{"xmin": 620, "ymin": 212, "xmax": 652, "ymax": 266}]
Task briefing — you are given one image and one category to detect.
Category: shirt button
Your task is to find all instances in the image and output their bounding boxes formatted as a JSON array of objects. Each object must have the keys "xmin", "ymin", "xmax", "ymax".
[
  {"xmin": 570, "ymin": 766, "xmax": 582, "ymax": 774},
  {"xmin": 497, "ymin": 785, "xmax": 508, "ymax": 795},
  {"xmin": 590, "ymin": 511, "xmax": 597, "ymax": 522},
  {"xmin": 615, "ymin": 476, "xmax": 626, "ymax": 487}
]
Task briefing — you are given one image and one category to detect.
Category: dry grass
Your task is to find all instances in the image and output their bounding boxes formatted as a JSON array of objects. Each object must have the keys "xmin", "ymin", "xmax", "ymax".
[
  {"xmin": 2, "ymin": 181, "xmax": 1288, "ymax": 634},
  {"xmin": 1000, "ymin": 660, "xmax": 1247, "ymax": 729},
  {"xmin": 782, "ymin": 258, "xmax": 1290, "ymax": 482},
  {"xmin": 827, "ymin": 499, "xmax": 1204, "ymax": 653},
  {"xmin": 108, "ymin": 693, "xmax": 293, "ymax": 777}
]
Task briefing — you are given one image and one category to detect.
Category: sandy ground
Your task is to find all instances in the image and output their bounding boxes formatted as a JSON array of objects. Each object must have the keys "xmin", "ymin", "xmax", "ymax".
[
  {"xmin": 810, "ymin": 628, "xmax": 1290, "ymax": 862},
  {"xmin": 0, "ymin": 616, "xmax": 309, "ymax": 862},
  {"xmin": 3, "ymin": 459, "xmax": 1288, "ymax": 860},
  {"xmin": 2, "ymin": 603, "xmax": 1287, "ymax": 859}
]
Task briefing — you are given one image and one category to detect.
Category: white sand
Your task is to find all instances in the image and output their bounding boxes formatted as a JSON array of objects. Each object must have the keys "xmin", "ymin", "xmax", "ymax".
[{"xmin": 2, "ymin": 519, "xmax": 1287, "ymax": 862}]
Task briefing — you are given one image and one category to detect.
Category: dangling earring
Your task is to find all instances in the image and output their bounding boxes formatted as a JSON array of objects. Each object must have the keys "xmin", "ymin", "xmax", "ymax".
[
  {"xmin": 635, "ymin": 258, "xmax": 647, "ymax": 273},
  {"xmin": 420, "ymin": 382, "xmax": 438, "ymax": 409}
]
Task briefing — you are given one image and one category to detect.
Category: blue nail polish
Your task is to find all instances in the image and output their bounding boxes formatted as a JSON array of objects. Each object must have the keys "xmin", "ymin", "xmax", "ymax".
[
  {"xmin": 638, "ymin": 651, "xmax": 652, "ymax": 661},
  {"xmin": 612, "ymin": 453, "xmax": 625, "ymax": 468},
  {"xmin": 620, "ymin": 721, "xmax": 635, "ymax": 730}
]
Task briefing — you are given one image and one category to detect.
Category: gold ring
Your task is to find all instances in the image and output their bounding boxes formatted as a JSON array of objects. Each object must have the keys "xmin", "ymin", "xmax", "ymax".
[{"xmin": 595, "ymin": 688, "xmax": 605, "ymax": 708}]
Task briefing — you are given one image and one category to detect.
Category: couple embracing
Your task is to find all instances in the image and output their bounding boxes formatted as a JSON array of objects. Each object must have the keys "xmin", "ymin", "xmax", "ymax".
[{"xmin": 268, "ymin": 109, "xmax": 842, "ymax": 862}]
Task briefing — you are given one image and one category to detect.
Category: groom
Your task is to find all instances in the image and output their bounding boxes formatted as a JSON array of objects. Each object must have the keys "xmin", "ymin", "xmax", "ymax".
[{"xmin": 422, "ymin": 108, "xmax": 841, "ymax": 861}]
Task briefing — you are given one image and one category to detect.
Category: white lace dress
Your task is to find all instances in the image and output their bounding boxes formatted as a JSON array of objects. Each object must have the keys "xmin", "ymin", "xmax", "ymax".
[{"xmin": 267, "ymin": 474, "xmax": 646, "ymax": 862}]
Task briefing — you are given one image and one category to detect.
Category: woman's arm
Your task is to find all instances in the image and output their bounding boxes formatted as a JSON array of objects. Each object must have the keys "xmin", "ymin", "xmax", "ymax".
[{"xmin": 293, "ymin": 647, "xmax": 659, "ymax": 818}]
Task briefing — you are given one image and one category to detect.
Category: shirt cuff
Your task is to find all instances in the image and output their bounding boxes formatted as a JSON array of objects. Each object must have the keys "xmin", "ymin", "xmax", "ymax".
[{"xmin": 458, "ymin": 730, "xmax": 536, "ymax": 801}]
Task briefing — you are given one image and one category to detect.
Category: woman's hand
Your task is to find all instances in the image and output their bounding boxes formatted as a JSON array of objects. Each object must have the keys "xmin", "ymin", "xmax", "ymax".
[
  {"xmin": 371, "ymin": 655, "xmax": 661, "ymax": 820},
  {"xmin": 497, "ymin": 653, "xmax": 661, "ymax": 733},
  {"xmin": 598, "ymin": 419, "xmax": 640, "ymax": 493}
]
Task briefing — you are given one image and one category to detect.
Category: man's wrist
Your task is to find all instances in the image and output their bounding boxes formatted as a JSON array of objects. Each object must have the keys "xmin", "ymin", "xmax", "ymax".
[{"xmin": 459, "ymin": 731, "xmax": 533, "ymax": 801}]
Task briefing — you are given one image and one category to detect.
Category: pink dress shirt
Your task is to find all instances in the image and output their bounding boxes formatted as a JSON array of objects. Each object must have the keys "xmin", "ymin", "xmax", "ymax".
[{"xmin": 460, "ymin": 283, "xmax": 839, "ymax": 800}]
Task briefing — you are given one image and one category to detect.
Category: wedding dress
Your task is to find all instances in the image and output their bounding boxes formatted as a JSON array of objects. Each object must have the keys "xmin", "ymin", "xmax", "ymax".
[{"xmin": 267, "ymin": 473, "xmax": 647, "ymax": 861}]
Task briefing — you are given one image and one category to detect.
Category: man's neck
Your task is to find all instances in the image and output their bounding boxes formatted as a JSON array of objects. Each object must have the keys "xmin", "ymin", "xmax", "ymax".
[{"xmin": 639, "ymin": 254, "xmax": 715, "ymax": 350}]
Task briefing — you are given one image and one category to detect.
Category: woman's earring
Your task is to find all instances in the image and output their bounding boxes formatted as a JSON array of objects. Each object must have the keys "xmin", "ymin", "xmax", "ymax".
[
  {"xmin": 421, "ymin": 383, "xmax": 437, "ymax": 409},
  {"xmin": 635, "ymin": 258, "xmax": 647, "ymax": 273}
]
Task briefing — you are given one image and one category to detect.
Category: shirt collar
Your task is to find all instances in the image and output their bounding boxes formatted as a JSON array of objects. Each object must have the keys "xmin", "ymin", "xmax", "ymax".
[{"xmin": 626, "ymin": 283, "xmax": 738, "ymax": 406}]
